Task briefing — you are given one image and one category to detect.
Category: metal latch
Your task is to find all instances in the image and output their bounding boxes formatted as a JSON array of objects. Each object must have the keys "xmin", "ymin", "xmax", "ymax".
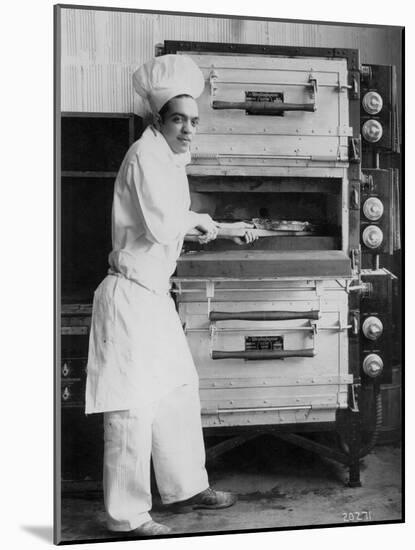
[
  {"xmin": 349, "ymin": 137, "xmax": 361, "ymax": 163},
  {"xmin": 347, "ymin": 282, "xmax": 371, "ymax": 295},
  {"xmin": 307, "ymin": 74, "xmax": 318, "ymax": 102},
  {"xmin": 350, "ymin": 181, "xmax": 360, "ymax": 210},
  {"xmin": 209, "ymin": 68, "xmax": 219, "ymax": 101},
  {"xmin": 351, "ymin": 248, "xmax": 361, "ymax": 273},
  {"xmin": 206, "ymin": 281, "xmax": 215, "ymax": 315},
  {"xmin": 349, "ymin": 310, "xmax": 360, "ymax": 336},
  {"xmin": 336, "ymin": 76, "xmax": 358, "ymax": 98},
  {"xmin": 361, "ymin": 173, "xmax": 375, "ymax": 194}
]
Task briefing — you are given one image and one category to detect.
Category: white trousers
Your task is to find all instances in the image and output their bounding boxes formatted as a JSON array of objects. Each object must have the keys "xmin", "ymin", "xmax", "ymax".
[{"xmin": 103, "ymin": 383, "xmax": 209, "ymax": 531}]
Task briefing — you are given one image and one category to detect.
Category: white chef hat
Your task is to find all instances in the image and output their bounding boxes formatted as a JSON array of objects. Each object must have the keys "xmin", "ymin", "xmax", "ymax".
[{"xmin": 132, "ymin": 54, "xmax": 205, "ymax": 114}]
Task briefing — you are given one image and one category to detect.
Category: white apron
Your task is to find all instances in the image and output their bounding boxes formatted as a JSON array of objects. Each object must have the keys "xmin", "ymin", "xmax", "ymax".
[{"xmin": 85, "ymin": 274, "xmax": 198, "ymax": 413}]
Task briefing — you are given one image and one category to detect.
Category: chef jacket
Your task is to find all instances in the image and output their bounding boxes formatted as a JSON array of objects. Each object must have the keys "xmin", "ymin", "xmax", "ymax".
[{"xmin": 109, "ymin": 125, "xmax": 200, "ymax": 294}]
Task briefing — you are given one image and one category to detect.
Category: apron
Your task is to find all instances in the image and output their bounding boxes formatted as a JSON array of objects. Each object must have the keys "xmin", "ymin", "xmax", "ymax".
[{"xmin": 85, "ymin": 273, "xmax": 198, "ymax": 414}]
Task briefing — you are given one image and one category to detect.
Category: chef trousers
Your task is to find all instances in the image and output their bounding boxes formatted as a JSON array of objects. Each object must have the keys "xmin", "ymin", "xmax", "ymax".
[{"xmin": 103, "ymin": 382, "xmax": 209, "ymax": 531}]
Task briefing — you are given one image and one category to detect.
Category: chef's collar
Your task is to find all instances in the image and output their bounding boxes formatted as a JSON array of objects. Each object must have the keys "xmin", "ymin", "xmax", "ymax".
[{"xmin": 148, "ymin": 125, "xmax": 191, "ymax": 167}]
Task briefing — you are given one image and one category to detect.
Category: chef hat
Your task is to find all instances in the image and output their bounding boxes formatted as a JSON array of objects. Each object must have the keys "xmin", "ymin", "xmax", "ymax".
[{"xmin": 132, "ymin": 54, "xmax": 205, "ymax": 113}]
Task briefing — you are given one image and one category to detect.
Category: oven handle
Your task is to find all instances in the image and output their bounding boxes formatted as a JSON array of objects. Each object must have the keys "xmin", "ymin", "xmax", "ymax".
[
  {"xmin": 211, "ymin": 100, "xmax": 316, "ymax": 115},
  {"xmin": 209, "ymin": 310, "xmax": 320, "ymax": 321},
  {"xmin": 211, "ymin": 349, "xmax": 316, "ymax": 360}
]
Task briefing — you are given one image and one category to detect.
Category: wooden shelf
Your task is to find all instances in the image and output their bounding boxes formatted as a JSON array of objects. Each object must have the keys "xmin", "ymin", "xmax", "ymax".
[{"xmin": 62, "ymin": 171, "xmax": 117, "ymax": 178}]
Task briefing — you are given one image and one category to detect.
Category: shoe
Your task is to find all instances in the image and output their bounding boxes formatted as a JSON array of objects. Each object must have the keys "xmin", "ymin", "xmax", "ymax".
[
  {"xmin": 131, "ymin": 520, "xmax": 172, "ymax": 536},
  {"xmin": 184, "ymin": 487, "xmax": 237, "ymax": 509}
]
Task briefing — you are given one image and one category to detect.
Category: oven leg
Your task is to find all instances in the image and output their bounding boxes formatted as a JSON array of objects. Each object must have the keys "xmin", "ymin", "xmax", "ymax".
[{"xmin": 347, "ymin": 409, "xmax": 362, "ymax": 488}]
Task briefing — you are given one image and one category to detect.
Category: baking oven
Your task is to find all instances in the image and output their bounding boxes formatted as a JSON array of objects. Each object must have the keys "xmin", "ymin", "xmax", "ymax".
[{"xmin": 160, "ymin": 41, "xmax": 400, "ymax": 486}]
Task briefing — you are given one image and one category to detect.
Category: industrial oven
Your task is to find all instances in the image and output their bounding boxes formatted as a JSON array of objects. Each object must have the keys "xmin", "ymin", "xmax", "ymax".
[{"xmin": 161, "ymin": 41, "xmax": 400, "ymax": 486}]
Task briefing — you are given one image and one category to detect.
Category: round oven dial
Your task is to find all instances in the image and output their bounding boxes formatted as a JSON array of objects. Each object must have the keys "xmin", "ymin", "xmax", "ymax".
[
  {"xmin": 362, "ymin": 316, "xmax": 384, "ymax": 340},
  {"xmin": 362, "ymin": 91, "xmax": 383, "ymax": 115},
  {"xmin": 362, "ymin": 119, "xmax": 383, "ymax": 143},
  {"xmin": 363, "ymin": 197, "xmax": 384, "ymax": 221},
  {"xmin": 363, "ymin": 354, "xmax": 384, "ymax": 378},
  {"xmin": 362, "ymin": 225, "xmax": 383, "ymax": 249}
]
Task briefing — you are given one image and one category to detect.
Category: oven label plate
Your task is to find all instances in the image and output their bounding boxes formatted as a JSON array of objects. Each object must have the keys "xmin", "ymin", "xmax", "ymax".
[{"xmin": 245, "ymin": 335, "xmax": 284, "ymax": 351}]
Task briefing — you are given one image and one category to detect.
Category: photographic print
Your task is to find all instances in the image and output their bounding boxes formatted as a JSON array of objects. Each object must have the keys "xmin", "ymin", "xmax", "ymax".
[{"xmin": 54, "ymin": 4, "xmax": 404, "ymax": 544}]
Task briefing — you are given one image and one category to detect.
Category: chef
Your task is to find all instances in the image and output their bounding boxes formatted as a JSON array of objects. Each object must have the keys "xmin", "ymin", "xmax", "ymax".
[{"xmin": 85, "ymin": 54, "xmax": 239, "ymax": 537}]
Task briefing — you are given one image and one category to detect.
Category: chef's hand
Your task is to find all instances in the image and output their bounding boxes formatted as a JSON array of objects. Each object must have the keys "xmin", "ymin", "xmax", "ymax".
[
  {"xmin": 228, "ymin": 222, "xmax": 259, "ymax": 245},
  {"xmin": 195, "ymin": 214, "xmax": 219, "ymax": 244}
]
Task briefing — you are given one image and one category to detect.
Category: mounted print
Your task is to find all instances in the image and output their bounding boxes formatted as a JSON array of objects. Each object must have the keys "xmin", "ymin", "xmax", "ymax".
[{"xmin": 54, "ymin": 4, "xmax": 404, "ymax": 545}]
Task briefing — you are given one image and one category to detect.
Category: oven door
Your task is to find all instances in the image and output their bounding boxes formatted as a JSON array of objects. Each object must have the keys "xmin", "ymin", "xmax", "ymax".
[{"xmin": 174, "ymin": 278, "xmax": 352, "ymax": 427}]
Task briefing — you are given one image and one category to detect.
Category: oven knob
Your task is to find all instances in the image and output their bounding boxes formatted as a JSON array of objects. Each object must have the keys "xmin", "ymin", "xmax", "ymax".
[
  {"xmin": 363, "ymin": 197, "xmax": 384, "ymax": 221},
  {"xmin": 362, "ymin": 225, "xmax": 383, "ymax": 249},
  {"xmin": 62, "ymin": 386, "xmax": 71, "ymax": 401},
  {"xmin": 362, "ymin": 316, "xmax": 383, "ymax": 340},
  {"xmin": 363, "ymin": 354, "xmax": 384, "ymax": 377},
  {"xmin": 62, "ymin": 362, "xmax": 70, "ymax": 377},
  {"xmin": 362, "ymin": 119, "xmax": 383, "ymax": 143},
  {"xmin": 362, "ymin": 91, "xmax": 383, "ymax": 115}
]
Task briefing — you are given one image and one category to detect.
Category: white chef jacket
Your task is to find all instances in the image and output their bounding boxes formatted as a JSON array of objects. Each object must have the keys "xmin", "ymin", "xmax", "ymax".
[
  {"xmin": 85, "ymin": 126, "xmax": 200, "ymax": 414},
  {"xmin": 109, "ymin": 125, "xmax": 200, "ymax": 294}
]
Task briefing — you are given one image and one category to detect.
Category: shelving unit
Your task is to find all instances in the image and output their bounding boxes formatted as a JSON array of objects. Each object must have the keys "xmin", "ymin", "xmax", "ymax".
[{"xmin": 59, "ymin": 112, "xmax": 141, "ymax": 486}]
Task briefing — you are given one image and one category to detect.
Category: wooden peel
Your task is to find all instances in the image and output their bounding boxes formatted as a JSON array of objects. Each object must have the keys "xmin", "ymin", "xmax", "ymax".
[{"xmin": 185, "ymin": 227, "xmax": 312, "ymax": 241}]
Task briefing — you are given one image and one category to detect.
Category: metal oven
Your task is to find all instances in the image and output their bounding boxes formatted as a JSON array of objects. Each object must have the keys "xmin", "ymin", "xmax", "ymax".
[{"xmin": 160, "ymin": 41, "xmax": 400, "ymax": 486}]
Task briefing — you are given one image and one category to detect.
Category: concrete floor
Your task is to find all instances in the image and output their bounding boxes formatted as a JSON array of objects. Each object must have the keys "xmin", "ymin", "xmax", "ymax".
[{"xmin": 59, "ymin": 435, "xmax": 402, "ymax": 543}]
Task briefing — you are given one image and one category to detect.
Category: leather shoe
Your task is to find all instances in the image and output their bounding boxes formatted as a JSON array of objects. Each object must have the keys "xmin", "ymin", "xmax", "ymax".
[
  {"xmin": 182, "ymin": 487, "xmax": 237, "ymax": 509},
  {"xmin": 130, "ymin": 520, "xmax": 172, "ymax": 536}
]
